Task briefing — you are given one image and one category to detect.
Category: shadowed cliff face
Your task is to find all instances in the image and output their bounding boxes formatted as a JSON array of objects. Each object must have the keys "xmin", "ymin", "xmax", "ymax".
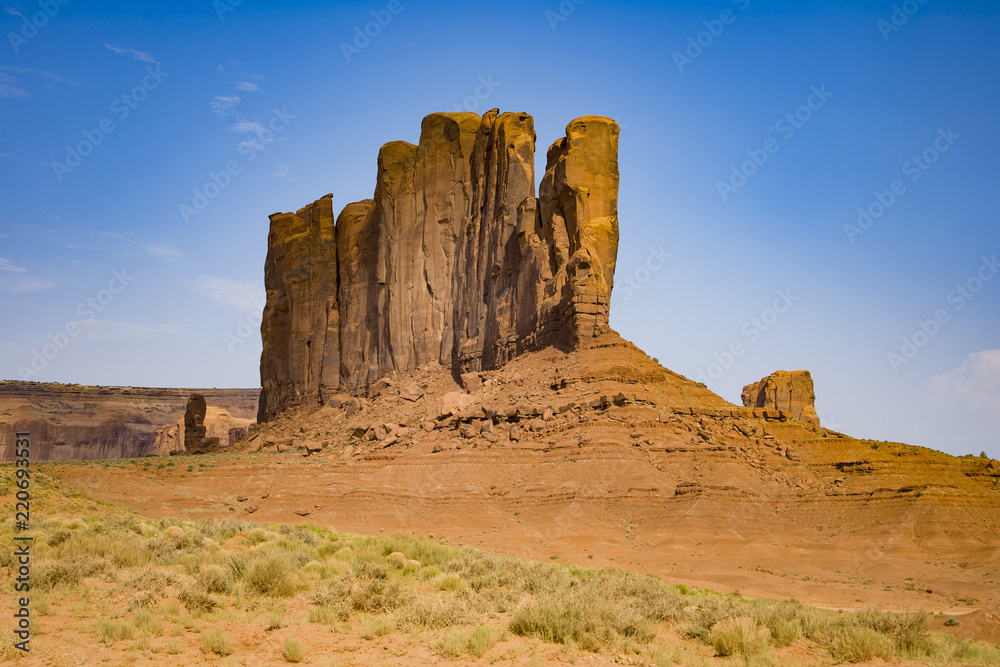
[{"xmin": 259, "ymin": 111, "xmax": 620, "ymax": 420}]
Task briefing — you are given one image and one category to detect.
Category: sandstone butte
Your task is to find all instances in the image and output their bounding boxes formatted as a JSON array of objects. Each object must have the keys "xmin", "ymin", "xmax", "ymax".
[{"xmin": 258, "ymin": 110, "xmax": 620, "ymax": 420}]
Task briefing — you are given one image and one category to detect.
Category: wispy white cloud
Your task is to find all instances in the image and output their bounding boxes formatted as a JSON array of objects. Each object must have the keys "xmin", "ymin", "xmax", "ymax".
[
  {"xmin": 145, "ymin": 244, "xmax": 183, "ymax": 260},
  {"xmin": 0, "ymin": 257, "xmax": 27, "ymax": 272},
  {"xmin": 272, "ymin": 164, "xmax": 297, "ymax": 182},
  {"xmin": 4, "ymin": 6, "xmax": 22, "ymax": 16},
  {"xmin": 231, "ymin": 121, "xmax": 264, "ymax": 134},
  {"xmin": 104, "ymin": 44, "xmax": 159, "ymax": 64},
  {"xmin": 0, "ymin": 275, "xmax": 55, "ymax": 294},
  {"xmin": 210, "ymin": 95, "xmax": 241, "ymax": 119},
  {"xmin": 73, "ymin": 319, "xmax": 182, "ymax": 341},
  {"xmin": 0, "ymin": 67, "xmax": 75, "ymax": 99},
  {"xmin": 183, "ymin": 275, "xmax": 264, "ymax": 314},
  {"xmin": 233, "ymin": 81, "xmax": 261, "ymax": 92},
  {"xmin": 930, "ymin": 349, "xmax": 1000, "ymax": 411}
]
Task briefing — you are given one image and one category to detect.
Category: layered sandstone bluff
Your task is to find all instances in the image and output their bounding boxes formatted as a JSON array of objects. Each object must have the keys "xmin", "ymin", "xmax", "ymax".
[
  {"xmin": 742, "ymin": 370, "xmax": 820, "ymax": 426},
  {"xmin": 259, "ymin": 110, "xmax": 620, "ymax": 420}
]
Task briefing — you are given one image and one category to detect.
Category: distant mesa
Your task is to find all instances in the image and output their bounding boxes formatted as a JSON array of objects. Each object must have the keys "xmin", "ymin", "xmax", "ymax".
[
  {"xmin": 258, "ymin": 110, "xmax": 620, "ymax": 420},
  {"xmin": 152, "ymin": 392, "xmax": 256, "ymax": 456},
  {"xmin": 0, "ymin": 382, "xmax": 258, "ymax": 462},
  {"xmin": 742, "ymin": 370, "xmax": 820, "ymax": 426}
]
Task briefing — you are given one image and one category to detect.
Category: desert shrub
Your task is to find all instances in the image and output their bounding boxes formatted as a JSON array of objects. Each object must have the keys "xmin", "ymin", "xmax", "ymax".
[
  {"xmin": 850, "ymin": 608, "xmax": 930, "ymax": 655},
  {"xmin": 832, "ymin": 625, "xmax": 894, "ymax": 663},
  {"xmin": 378, "ymin": 531, "xmax": 457, "ymax": 567},
  {"xmin": 709, "ymin": 616, "xmax": 771, "ymax": 659},
  {"xmin": 33, "ymin": 556, "xmax": 114, "ymax": 591},
  {"xmin": 354, "ymin": 560, "xmax": 389, "ymax": 581},
  {"xmin": 245, "ymin": 527, "xmax": 267, "ymax": 544},
  {"xmin": 685, "ymin": 594, "xmax": 740, "ymax": 633},
  {"xmin": 359, "ymin": 615, "xmax": 393, "ymax": 639},
  {"xmin": 397, "ymin": 594, "xmax": 475, "ymax": 630},
  {"xmin": 202, "ymin": 627, "xmax": 235, "ymax": 656},
  {"xmin": 387, "ymin": 551, "xmax": 407, "ymax": 569},
  {"xmin": 245, "ymin": 549, "xmax": 299, "ymax": 597},
  {"xmin": 134, "ymin": 609, "xmax": 164, "ymax": 637},
  {"xmin": 434, "ymin": 573, "xmax": 466, "ymax": 591},
  {"xmin": 266, "ymin": 606, "xmax": 286, "ymax": 630},
  {"xmin": 178, "ymin": 586, "xmax": 218, "ymax": 612},
  {"xmin": 198, "ymin": 563, "xmax": 232, "ymax": 594},
  {"xmin": 229, "ymin": 551, "xmax": 247, "ymax": 579},
  {"xmin": 283, "ymin": 636, "xmax": 306, "ymax": 663},
  {"xmin": 420, "ymin": 565, "xmax": 443, "ymax": 580},
  {"xmin": 308, "ymin": 605, "xmax": 350, "ymax": 625},
  {"xmin": 509, "ymin": 584, "xmax": 655, "ymax": 652},
  {"xmin": 469, "ymin": 625, "xmax": 502, "ymax": 658},
  {"xmin": 350, "ymin": 576, "xmax": 407, "ymax": 613},
  {"xmin": 752, "ymin": 603, "xmax": 803, "ymax": 647},
  {"xmin": 126, "ymin": 589, "xmax": 158, "ymax": 612},
  {"xmin": 96, "ymin": 619, "xmax": 135, "ymax": 645},
  {"xmin": 437, "ymin": 628, "xmax": 468, "ymax": 658}
]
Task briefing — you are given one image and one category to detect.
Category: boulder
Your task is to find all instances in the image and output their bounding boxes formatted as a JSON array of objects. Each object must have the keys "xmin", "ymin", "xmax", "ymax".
[
  {"xmin": 429, "ymin": 392, "xmax": 476, "ymax": 419},
  {"xmin": 400, "ymin": 382, "xmax": 425, "ymax": 402}
]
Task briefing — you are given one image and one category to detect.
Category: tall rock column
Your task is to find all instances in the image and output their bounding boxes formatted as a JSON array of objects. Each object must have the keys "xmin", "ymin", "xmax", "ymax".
[
  {"xmin": 538, "ymin": 115, "xmax": 620, "ymax": 339},
  {"xmin": 258, "ymin": 194, "xmax": 340, "ymax": 421}
]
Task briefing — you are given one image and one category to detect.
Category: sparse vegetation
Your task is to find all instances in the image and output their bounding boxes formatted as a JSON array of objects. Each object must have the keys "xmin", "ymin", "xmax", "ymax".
[
  {"xmin": 2, "ymin": 464, "xmax": 998, "ymax": 665},
  {"xmin": 201, "ymin": 627, "xmax": 235, "ymax": 656},
  {"xmin": 283, "ymin": 636, "xmax": 306, "ymax": 662}
]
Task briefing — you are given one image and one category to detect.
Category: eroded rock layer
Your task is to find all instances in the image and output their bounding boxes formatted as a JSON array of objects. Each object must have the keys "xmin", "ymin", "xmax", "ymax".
[
  {"xmin": 742, "ymin": 370, "xmax": 820, "ymax": 426},
  {"xmin": 259, "ymin": 111, "xmax": 620, "ymax": 419}
]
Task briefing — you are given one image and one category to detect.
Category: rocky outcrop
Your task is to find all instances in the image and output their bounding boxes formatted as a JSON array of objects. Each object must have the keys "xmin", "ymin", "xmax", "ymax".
[
  {"xmin": 183, "ymin": 394, "xmax": 220, "ymax": 454},
  {"xmin": 0, "ymin": 382, "xmax": 258, "ymax": 461},
  {"xmin": 742, "ymin": 370, "xmax": 820, "ymax": 426},
  {"xmin": 259, "ymin": 110, "xmax": 620, "ymax": 420},
  {"xmin": 151, "ymin": 402, "xmax": 255, "ymax": 456}
]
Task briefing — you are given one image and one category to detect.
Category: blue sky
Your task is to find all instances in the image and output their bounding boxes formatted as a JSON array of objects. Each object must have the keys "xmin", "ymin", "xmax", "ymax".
[{"xmin": 1, "ymin": 0, "xmax": 997, "ymax": 458}]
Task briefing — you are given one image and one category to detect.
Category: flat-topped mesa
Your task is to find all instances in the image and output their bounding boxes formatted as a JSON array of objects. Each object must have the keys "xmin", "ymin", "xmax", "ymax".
[
  {"xmin": 258, "ymin": 110, "xmax": 620, "ymax": 420},
  {"xmin": 742, "ymin": 370, "xmax": 820, "ymax": 426}
]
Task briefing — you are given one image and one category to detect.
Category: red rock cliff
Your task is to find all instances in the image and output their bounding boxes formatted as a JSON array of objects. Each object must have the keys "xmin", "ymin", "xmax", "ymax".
[{"xmin": 259, "ymin": 111, "xmax": 620, "ymax": 420}]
